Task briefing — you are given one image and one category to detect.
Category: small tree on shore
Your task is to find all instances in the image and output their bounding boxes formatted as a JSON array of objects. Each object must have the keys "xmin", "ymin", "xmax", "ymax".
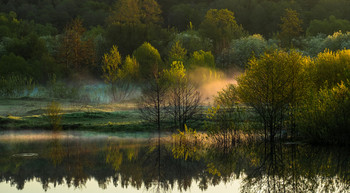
[
  {"xmin": 101, "ymin": 45, "xmax": 122, "ymax": 101},
  {"xmin": 138, "ymin": 73, "xmax": 168, "ymax": 131},
  {"xmin": 163, "ymin": 61, "xmax": 201, "ymax": 130},
  {"xmin": 237, "ymin": 50, "xmax": 309, "ymax": 142},
  {"xmin": 139, "ymin": 61, "xmax": 201, "ymax": 131},
  {"xmin": 102, "ymin": 46, "xmax": 139, "ymax": 102}
]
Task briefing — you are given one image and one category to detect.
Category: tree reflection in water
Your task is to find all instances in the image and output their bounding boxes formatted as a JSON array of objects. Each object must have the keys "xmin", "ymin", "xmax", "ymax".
[{"xmin": 0, "ymin": 133, "xmax": 349, "ymax": 192}]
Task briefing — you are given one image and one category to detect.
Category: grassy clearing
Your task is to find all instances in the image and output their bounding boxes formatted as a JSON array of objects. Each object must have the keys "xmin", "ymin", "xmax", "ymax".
[
  {"xmin": 0, "ymin": 98, "xmax": 255, "ymax": 132},
  {"xmin": 0, "ymin": 98, "xmax": 152, "ymax": 131}
]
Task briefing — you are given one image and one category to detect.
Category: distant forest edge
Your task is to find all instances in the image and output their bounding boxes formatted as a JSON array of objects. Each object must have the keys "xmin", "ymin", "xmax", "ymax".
[
  {"xmin": 1, "ymin": 0, "xmax": 350, "ymax": 81},
  {"xmin": 0, "ymin": 0, "xmax": 350, "ymax": 145},
  {"xmin": 2, "ymin": 0, "xmax": 350, "ymax": 36},
  {"xmin": 1, "ymin": 0, "xmax": 350, "ymax": 83}
]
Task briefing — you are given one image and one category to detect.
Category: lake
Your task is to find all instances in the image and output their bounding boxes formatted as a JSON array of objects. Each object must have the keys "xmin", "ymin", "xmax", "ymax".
[{"xmin": 0, "ymin": 131, "xmax": 349, "ymax": 193}]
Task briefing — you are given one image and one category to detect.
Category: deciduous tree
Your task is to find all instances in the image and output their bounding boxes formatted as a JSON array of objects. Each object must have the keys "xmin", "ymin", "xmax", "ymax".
[
  {"xmin": 58, "ymin": 18, "xmax": 95, "ymax": 77},
  {"xmin": 163, "ymin": 61, "xmax": 201, "ymax": 130},
  {"xmin": 138, "ymin": 73, "xmax": 168, "ymax": 131},
  {"xmin": 102, "ymin": 46, "xmax": 139, "ymax": 102},
  {"xmin": 168, "ymin": 40, "xmax": 187, "ymax": 64},
  {"xmin": 133, "ymin": 42, "xmax": 162, "ymax": 79},
  {"xmin": 237, "ymin": 50, "xmax": 310, "ymax": 142},
  {"xmin": 199, "ymin": 9, "xmax": 245, "ymax": 55},
  {"xmin": 141, "ymin": 0, "xmax": 163, "ymax": 25},
  {"xmin": 279, "ymin": 9, "xmax": 303, "ymax": 47},
  {"xmin": 107, "ymin": 0, "xmax": 141, "ymax": 25}
]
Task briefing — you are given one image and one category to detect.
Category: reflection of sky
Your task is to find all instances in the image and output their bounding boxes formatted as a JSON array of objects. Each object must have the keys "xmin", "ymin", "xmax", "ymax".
[{"xmin": 0, "ymin": 178, "xmax": 242, "ymax": 193}]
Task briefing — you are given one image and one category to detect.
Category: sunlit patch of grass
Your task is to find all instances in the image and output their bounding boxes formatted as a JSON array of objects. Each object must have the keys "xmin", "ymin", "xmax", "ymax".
[
  {"xmin": 26, "ymin": 115, "xmax": 42, "ymax": 118},
  {"xmin": 6, "ymin": 115, "xmax": 22, "ymax": 120}
]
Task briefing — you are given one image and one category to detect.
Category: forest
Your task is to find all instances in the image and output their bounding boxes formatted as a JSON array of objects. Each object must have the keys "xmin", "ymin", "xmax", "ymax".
[{"xmin": 0, "ymin": 0, "xmax": 350, "ymax": 146}]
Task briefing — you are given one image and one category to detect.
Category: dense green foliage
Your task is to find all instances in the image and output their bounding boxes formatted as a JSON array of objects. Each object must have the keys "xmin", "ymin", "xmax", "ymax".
[
  {"xmin": 133, "ymin": 42, "xmax": 162, "ymax": 79},
  {"xmin": 307, "ymin": 15, "xmax": 350, "ymax": 36},
  {"xmin": 1, "ymin": 0, "xmax": 350, "ymax": 144},
  {"xmin": 2, "ymin": 0, "xmax": 350, "ymax": 83},
  {"xmin": 219, "ymin": 49, "xmax": 350, "ymax": 144}
]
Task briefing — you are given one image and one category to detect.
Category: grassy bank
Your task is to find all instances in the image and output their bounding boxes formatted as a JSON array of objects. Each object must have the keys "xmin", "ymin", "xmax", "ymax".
[{"xmin": 0, "ymin": 98, "xmax": 155, "ymax": 132}]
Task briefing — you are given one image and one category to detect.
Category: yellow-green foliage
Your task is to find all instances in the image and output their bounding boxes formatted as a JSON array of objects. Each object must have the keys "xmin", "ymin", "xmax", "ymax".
[
  {"xmin": 102, "ymin": 45, "xmax": 122, "ymax": 84},
  {"xmin": 172, "ymin": 125, "xmax": 199, "ymax": 160},
  {"xmin": 188, "ymin": 50, "xmax": 215, "ymax": 69},
  {"xmin": 46, "ymin": 101, "xmax": 62, "ymax": 131},
  {"xmin": 107, "ymin": 0, "xmax": 141, "ymax": 24},
  {"xmin": 133, "ymin": 42, "xmax": 162, "ymax": 78},
  {"xmin": 312, "ymin": 49, "xmax": 350, "ymax": 89},
  {"xmin": 168, "ymin": 40, "xmax": 187, "ymax": 64},
  {"xmin": 237, "ymin": 50, "xmax": 310, "ymax": 138},
  {"xmin": 163, "ymin": 61, "xmax": 186, "ymax": 85},
  {"xmin": 107, "ymin": 0, "xmax": 162, "ymax": 25},
  {"xmin": 238, "ymin": 50, "xmax": 310, "ymax": 109},
  {"xmin": 121, "ymin": 55, "xmax": 139, "ymax": 81},
  {"xmin": 297, "ymin": 81, "xmax": 350, "ymax": 144}
]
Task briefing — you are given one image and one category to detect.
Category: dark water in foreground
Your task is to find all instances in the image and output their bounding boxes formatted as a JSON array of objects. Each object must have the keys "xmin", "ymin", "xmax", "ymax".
[{"xmin": 0, "ymin": 131, "xmax": 349, "ymax": 193}]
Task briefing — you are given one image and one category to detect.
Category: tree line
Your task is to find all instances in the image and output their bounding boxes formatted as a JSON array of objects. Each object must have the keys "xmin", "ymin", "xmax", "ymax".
[
  {"xmin": 1, "ymin": 0, "xmax": 350, "ymax": 144},
  {"xmin": 1, "ymin": 0, "xmax": 350, "ymax": 83}
]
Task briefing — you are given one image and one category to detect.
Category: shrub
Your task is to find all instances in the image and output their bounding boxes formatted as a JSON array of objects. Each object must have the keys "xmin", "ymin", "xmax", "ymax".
[
  {"xmin": 217, "ymin": 34, "xmax": 275, "ymax": 68},
  {"xmin": 47, "ymin": 74, "xmax": 79, "ymax": 99},
  {"xmin": 297, "ymin": 81, "xmax": 350, "ymax": 144},
  {"xmin": 187, "ymin": 50, "xmax": 215, "ymax": 69},
  {"xmin": 0, "ymin": 74, "xmax": 35, "ymax": 97},
  {"xmin": 302, "ymin": 31, "xmax": 350, "ymax": 56},
  {"xmin": 46, "ymin": 101, "xmax": 63, "ymax": 131},
  {"xmin": 133, "ymin": 42, "xmax": 162, "ymax": 79}
]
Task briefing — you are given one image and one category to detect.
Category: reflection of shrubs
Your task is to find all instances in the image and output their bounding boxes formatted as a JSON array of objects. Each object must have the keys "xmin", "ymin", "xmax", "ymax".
[
  {"xmin": 0, "ymin": 74, "xmax": 35, "ymax": 97},
  {"xmin": 46, "ymin": 101, "xmax": 63, "ymax": 131},
  {"xmin": 172, "ymin": 125, "xmax": 199, "ymax": 160}
]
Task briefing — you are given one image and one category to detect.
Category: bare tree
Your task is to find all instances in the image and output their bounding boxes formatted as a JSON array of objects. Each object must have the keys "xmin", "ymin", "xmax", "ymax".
[
  {"xmin": 167, "ymin": 81, "xmax": 201, "ymax": 130},
  {"xmin": 139, "ymin": 61, "xmax": 201, "ymax": 132},
  {"xmin": 138, "ymin": 75, "xmax": 168, "ymax": 131},
  {"xmin": 163, "ymin": 61, "xmax": 201, "ymax": 130}
]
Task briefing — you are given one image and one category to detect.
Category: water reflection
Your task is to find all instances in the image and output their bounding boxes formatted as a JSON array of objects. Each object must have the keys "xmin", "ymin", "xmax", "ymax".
[{"xmin": 0, "ymin": 131, "xmax": 349, "ymax": 192}]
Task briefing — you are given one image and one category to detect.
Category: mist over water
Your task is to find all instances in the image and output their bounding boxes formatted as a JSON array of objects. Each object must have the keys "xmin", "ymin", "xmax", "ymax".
[{"xmin": 0, "ymin": 130, "xmax": 161, "ymax": 142}]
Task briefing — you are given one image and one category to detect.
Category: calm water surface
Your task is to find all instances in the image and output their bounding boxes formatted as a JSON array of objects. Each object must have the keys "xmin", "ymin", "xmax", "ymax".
[{"xmin": 0, "ymin": 131, "xmax": 349, "ymax": 193}]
